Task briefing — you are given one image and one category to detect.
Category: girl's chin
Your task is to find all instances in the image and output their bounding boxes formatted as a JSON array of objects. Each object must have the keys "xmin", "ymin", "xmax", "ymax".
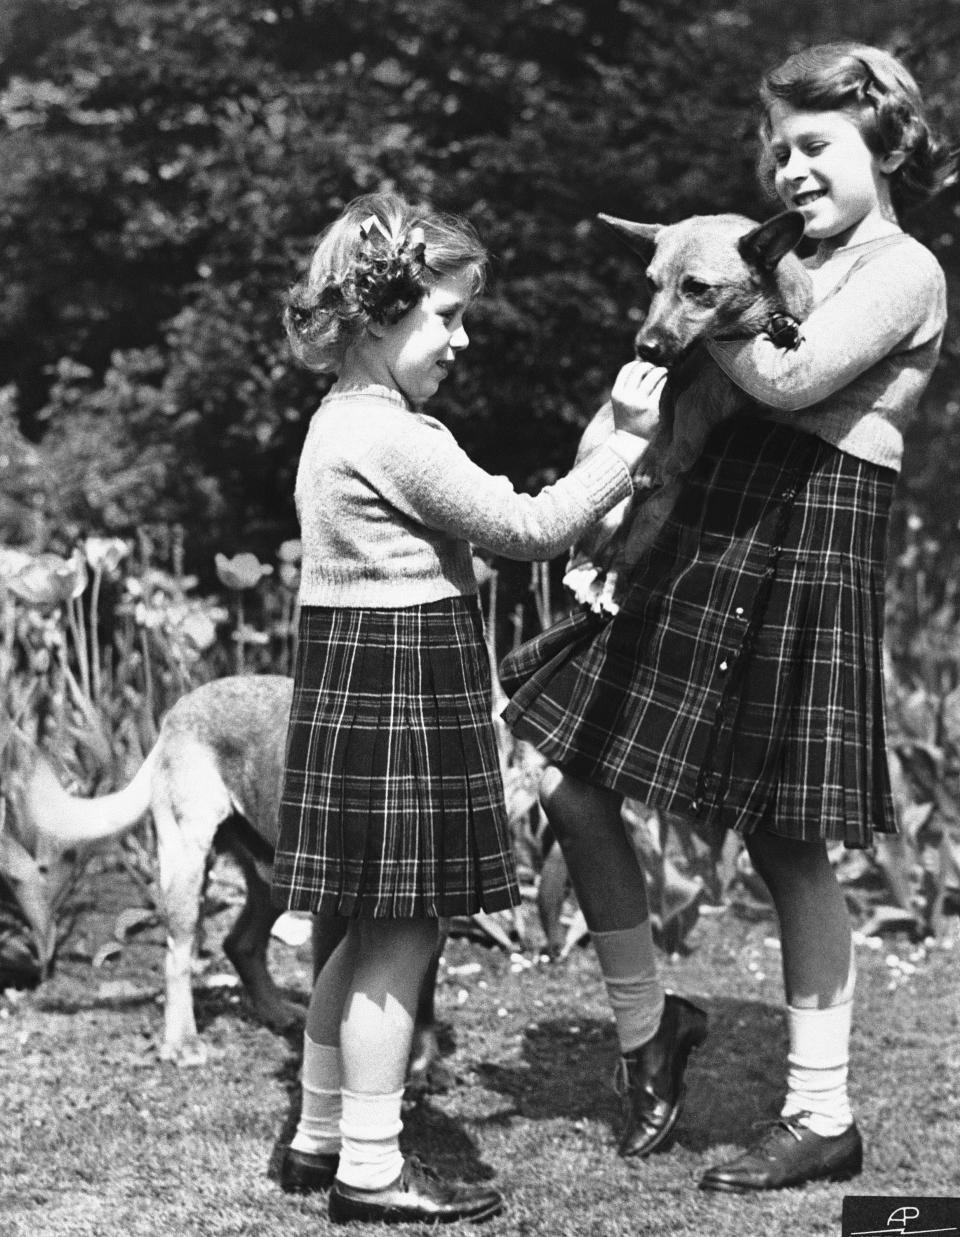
[
  {"xmin": 399, "ymin": 380, "xmax": 440, "ymax": 404},
  {"xmin": 796, "ymin": 214, "xmax": 839, "ymax": 240}
]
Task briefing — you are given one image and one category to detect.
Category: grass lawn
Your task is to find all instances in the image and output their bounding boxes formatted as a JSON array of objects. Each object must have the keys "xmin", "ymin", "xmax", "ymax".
[{"xmin": 1, "ymin": 855, "xmax": 958, "ymax": 1237}]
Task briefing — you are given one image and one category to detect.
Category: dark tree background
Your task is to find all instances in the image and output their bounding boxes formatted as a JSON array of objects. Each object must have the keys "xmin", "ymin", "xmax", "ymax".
[{"xmin": 1, "ymin": 0, "xmax": 959, "ymax": 593}]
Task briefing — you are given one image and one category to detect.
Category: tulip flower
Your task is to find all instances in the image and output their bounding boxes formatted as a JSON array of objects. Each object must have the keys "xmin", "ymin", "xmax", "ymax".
[
  {"xmin": 5, "ymin": 550, "xmax": 87, "ymax": 608},
  {"xmin": 215, "ymin": 551, "xmax": 272, "ymax": 672},
  {"xmin": 84, "ymin": 536, "xmax": 129, "ymax": 575},
  {"xmin": 215, "ymin": 552, "xmax": 273, "ymax": 591}
]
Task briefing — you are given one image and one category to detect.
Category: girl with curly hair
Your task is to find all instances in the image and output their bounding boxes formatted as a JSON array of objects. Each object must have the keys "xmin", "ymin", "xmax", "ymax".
[
  {"xmin": 271, "ymin": 191, "xmax": 655, "ymax": 1225},
  {"xmin": 501, "ymin": 41, "xmax": 953, "ymax": 1191}
]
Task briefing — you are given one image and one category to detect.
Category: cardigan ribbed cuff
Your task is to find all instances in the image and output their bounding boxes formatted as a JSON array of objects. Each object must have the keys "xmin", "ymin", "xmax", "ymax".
[{"xmin": 570, "ymin": 439, "xmax": 636, "ymax": 511}]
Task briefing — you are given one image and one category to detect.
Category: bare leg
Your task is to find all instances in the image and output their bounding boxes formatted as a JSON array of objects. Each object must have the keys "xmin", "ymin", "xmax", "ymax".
[
  {"xmin": 539, "ymin": 765, "xmax": 707, "ymax": 1163},
  {"xmin": 744, "ymin": 833, "xmax": 853, "ymax": 1008},
  {"xmin": 287, "ymin": 918, "xmax": 440, "ymax": 1184},
  {"xmin": 334, "ymin": 918, "xmax": 440, "ymax": 1191},
  {"xmin": 306, "ymin": 922, "xmax": 361, "ymax": 1044},
  {"xmin": 739, "ymin": 832, "xmax": 857, "ymax": 1144},
  {"xmin": 340, "ymin": 918, "xmax": 441, "ymax": 1093},
  {"xmin": 539, "ymin": 766, "xmax": 650, "ymax": 928},
  {"xmin": 326, "ymin": 925, "xmax": 504, "ymax": 1220},
  {"xmin": 701, "ymin": 832, "xmax": 861, "ymax": 1190}
]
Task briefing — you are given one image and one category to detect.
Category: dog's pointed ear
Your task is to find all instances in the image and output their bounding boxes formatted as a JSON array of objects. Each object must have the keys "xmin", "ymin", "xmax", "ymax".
[
  {"xmin": 597, "ymin": 213, "xmax": 663, "ymax": 261},
  {"xmin": 738, "ymin": 210, "xmax": 806, "ymax": 272}
]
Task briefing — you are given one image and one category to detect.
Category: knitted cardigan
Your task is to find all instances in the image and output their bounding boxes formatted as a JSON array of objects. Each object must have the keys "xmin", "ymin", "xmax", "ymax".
[
  {"xmin": 707, "ymin": 231, "xmax": 946, "ymax": 472},
  {"xmin": 295, "ymin": 384, "xmax": 637, "ymax": 608}
]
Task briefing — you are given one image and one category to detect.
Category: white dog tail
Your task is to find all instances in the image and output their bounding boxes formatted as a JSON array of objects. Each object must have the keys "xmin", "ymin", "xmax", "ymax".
[{"xmin": 24, "ymin": 748, "xmax": 157, "ymax": 846}]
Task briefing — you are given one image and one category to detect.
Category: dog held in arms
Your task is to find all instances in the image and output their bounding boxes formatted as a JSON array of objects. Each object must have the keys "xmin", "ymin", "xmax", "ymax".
[
  {"xmin": 548, "ymin": 208, "xmax": 815, "ymax": 941},
  {"xmin": 25, "ymin": 214, "xmax": 813, "ymax": 1068},
  {"xmin": 564, "ymin": 208, "xmax": 813, "ymax": 614},
  {"xmin": 24, "ymin": 674, "xmax": 445, "ymax": 1071}
]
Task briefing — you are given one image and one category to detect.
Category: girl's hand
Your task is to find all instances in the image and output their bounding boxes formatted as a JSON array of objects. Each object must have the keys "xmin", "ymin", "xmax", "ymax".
[{"xmin": 611, "ymin": 359, "xmax": 667, "ymax": 438}]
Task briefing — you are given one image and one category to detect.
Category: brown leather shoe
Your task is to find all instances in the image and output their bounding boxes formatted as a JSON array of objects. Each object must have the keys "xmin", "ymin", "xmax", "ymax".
[
  {"xmin": 698, "ymin": 1116, "xmax": 863, "ymax": 1192},
  {"xmin": 328, "ymin": 1158, "xmax": 503, "ymax": 1225},
  {"xmin": 616, "ymin": 992, "xmax": 708, "ymax": 1158},
  {"xmin": 279, "ymin": 1146, "xmax": 339, "ymax": 1194}
]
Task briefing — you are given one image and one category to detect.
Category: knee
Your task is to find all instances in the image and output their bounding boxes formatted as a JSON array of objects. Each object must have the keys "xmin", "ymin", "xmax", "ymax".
[
  {"xmin": 745, "ymin": 833, "xmax": 832, "ymax": 891},
  {"xmin": 538, "ymin": 765, "xmax": 582, "ymax": 845},
  {"xmin": 539, "ymin": 765, "xmax": 621, "ymax": 849},
  {"xmin": 538, "ymin": 764, "xmax": 565, "ymax": 816},
  {"xmin": 360, "ymin": 918, "xmax": 439, "ymax": 971}
]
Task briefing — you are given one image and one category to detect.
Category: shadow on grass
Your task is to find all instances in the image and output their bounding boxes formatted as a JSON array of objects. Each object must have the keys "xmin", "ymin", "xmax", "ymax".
[
  {"xmin": 475, "ymin": 994, "xmax": 788, "ymax": 1154},
  {"xmin": 400, "ymin": 1098, "xmax": 501, "ymax": 1183}
]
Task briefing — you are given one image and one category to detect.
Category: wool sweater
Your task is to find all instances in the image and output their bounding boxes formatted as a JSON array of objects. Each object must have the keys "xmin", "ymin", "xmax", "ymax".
[
  {"xmin": 707, "ymin": 232, "xmax": 946, "ymax": 472},
  {"xmin": 295, "ymin": 384, "xmax": 639, "ymax": 608}
]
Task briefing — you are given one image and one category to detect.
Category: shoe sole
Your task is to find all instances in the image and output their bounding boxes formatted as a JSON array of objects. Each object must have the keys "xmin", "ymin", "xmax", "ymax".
[
  {"xmin": 329, "ymin": 1195, "xmax": 504, "ymax": 1225},
  {"xmin": 698, "ymin": 1158, "xmax": 862, "ymax": 1193}
]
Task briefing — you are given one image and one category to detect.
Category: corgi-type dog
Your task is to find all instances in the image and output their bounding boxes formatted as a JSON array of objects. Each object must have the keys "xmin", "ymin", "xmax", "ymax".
[{"xmin": 566, "ymin": 209, "xmax": 812, "ymax": 613}]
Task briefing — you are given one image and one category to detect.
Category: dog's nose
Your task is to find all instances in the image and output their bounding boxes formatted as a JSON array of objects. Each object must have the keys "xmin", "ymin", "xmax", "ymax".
[{"xmin": 635, "ymin": 341, "xmax": 668, "ymax": 366}]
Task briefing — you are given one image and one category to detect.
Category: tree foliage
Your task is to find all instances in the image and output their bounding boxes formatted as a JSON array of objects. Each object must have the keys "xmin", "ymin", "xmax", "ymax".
[{"xmin": 1, "ymin": 0, "xmax": 959, "ymax": 588}]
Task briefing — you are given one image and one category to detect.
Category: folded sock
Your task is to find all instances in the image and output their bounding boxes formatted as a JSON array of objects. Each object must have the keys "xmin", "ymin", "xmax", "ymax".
[
  {"xmin": 336, "ymin": 1088, "xmax": 405, "ymax": 1191},
  {"xmin": 592, "ymin": 923, "xmax": 664, "ymax": 1054},
  {"xmin": 290, "ymin": 1035, "xmax": 341, "ymax": 1156},
  {"xmin": 781, "ymin": 1000, "xmax": 854, "ymax": 1138}
]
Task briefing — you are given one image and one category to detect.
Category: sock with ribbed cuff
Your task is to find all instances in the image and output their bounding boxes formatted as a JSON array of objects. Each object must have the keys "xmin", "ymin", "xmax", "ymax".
[
  {"xmin": 780, "ymin": 1000, "xmax": 854, "ymax": 1138},
  {"xmin": 336, "ymin": 1088, "xmax": 405, "ymax": 1190},
  {"xmin": 290, "ymin": 1034, "xmax": 342, "ymax": 1156},
  {"xmin": 592, "ymin": 923, "xmax": 664, "ymax": 1054}
]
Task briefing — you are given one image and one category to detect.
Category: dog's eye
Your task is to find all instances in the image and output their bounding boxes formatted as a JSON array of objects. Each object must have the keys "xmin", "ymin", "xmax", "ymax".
[{"xmin": 682, "ymin": 278, "xmax": 713, "ymax": 300}]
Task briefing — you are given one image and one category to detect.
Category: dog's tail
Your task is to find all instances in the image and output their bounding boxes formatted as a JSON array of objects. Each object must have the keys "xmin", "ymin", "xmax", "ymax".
[{"xmin": 24, "ymin": 748, "xmax": 158, "ymax": 846}]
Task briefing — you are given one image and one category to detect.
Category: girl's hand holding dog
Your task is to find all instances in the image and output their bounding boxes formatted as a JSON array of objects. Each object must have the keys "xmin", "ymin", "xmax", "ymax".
[
  {"xmin": 600, "ymin": 360, "xmax": 667, "ymax": 474},
  {"xmin": 611, "ymin": 359, "xmax": 667, "ymax": 439}
]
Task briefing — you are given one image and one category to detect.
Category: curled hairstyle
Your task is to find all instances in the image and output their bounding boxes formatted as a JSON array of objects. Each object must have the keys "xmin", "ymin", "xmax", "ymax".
[
  {"xmin": 284, "ymin": 192, "xmax": 488, "ymax": 373},
  {"xmin": 757, "ymin": 42, "xmax": 955, "ymax": 214}
]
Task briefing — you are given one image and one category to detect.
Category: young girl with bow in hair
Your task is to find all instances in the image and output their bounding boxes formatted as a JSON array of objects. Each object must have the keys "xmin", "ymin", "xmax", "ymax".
[{"xmin": 272, "ymin": 191, "xmax": 654, "ymax": 1225}]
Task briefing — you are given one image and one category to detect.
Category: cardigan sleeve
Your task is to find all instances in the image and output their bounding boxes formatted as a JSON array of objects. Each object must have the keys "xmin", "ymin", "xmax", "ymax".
[
  {"xmin": 706, "ymin": 241, "xmax": 946, "ymax": 412},
  {"xmin": 361, "ymin": 417, "xmax": 639, "ymax": 562}
]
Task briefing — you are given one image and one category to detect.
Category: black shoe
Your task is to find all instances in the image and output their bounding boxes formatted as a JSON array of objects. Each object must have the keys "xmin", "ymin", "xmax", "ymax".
[
  {"xmin": 279, "ymin": 1146, "xmax": 339, "ymax": 1194},
  {"xmin": 328, "ymin": 1158, "xmax": 503, "ymax": 1225},
  {"xmin": 698, "ymin": 1116, "xmax": 863, "ymax": 1192},
  {"xmin": 616, "ymin": 992, "xmax": 708, "ymax": 1158}
]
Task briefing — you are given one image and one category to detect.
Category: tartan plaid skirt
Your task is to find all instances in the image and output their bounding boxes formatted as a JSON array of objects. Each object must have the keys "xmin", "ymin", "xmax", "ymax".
[
  {"xmin": 272, "ymin": 595, "xmax": 519, "ymax": 918},
  {"xmin": 501, "ymin": 415, "xmax": 898, "ymax": 846}
]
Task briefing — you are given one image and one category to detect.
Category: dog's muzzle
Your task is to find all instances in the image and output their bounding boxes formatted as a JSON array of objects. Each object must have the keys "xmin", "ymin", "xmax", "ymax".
[{"xmin": 635, "ymin": 339, "xmax": 680, "ymax": 367}]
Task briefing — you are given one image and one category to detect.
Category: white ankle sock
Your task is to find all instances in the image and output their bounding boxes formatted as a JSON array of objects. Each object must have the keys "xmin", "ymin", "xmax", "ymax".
[
  {"xmin": 336, "ymin": 1088, "xmax": 405, "ymax": 1190},
  {"xmin": 290, "ymin": 1035, "xmax": 342, "ymax": 1156},
  {"xmin": 781, "ymin": 1001, "xmax": 854, "ymax": 1137},
  {"xmin": 592, "ymin": 924, "xmax": 664, "ymax": 1054}
]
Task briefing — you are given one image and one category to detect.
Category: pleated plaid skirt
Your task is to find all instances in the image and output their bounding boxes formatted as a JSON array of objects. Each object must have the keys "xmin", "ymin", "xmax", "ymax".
[
  {"xmin": 501, "ymin": 415, "xmax": 897, "ymax": 847},
  {"xmin": 273, "ymin": 596, "xmax": 519, "ymax": 918}
]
